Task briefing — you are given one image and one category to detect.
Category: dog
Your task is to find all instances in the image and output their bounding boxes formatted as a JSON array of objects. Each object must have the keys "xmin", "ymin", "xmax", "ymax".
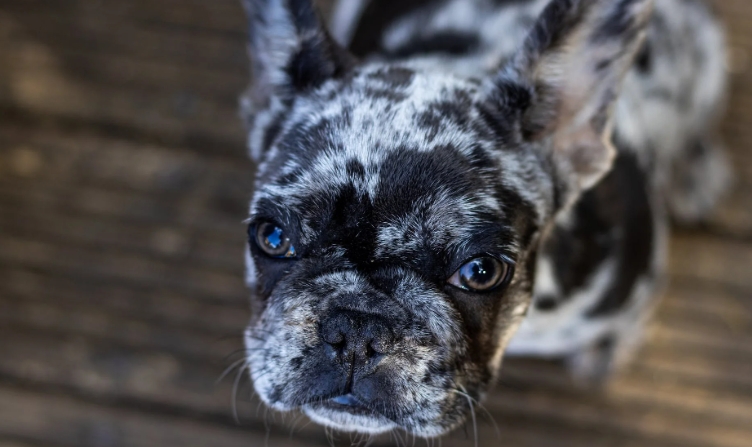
[{"xmin": 239, "ymin": 0, "xmax": 729, "ymax": 437}]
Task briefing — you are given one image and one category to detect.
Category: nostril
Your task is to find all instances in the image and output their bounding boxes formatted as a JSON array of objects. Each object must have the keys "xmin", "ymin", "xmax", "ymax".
[
  {"xmin": 329, "ymin": 331, "xmax": 344, "ymax": 346},
  {"xmin": 367, "ymin": 337, "xmax": 391, "ymax": 357},
  {"xmin": 324, "ymin": 331, "xmax": 345, "ymax": 348},
  {"xmin": 321, "ymin": 310, "xmax": 397, "ymax": 362},
  {"xmin": 322, "ymin": 325, "xmax": 348, "ymax": 355},
  {"xmin": 323, "ymin": 332, "xmax": 347, "ymax": 360}
]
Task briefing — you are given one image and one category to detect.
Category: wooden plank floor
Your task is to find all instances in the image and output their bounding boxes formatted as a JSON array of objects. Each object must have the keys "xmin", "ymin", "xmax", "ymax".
[{"xmin": 0, "ymin": 1, "xmax": 750, "ymax": 446}]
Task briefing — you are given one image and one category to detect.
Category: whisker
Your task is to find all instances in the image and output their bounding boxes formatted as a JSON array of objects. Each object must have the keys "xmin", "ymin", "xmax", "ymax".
[
  {"xmin": 222, "ymin": 346, "xmax": 271, "ymax": 362},
  {"xmin": 264, "ymin": 406, "xmax": 272, "ymax": 447},
  {"xmin": 232, "ymin": 362, "xmax": 249, "ymax": 424},
  {"xmin": 257, "ymin": 396, "xmax": 266, "ymax": 418},
  {"xmin": 222, "ymin": 349, "xmax": 247, "ymax": 362},
  {"xmin": 457, "ymin": 385, "xmax": 478, "ymax": 447},
  {"xmin": 296, "ymin": 417, "xmax": 314, "ymax": 435},
  {"xmin": 451, "ymin": 386, "xmax": 500, "ymax": 441},
  {"xmin": 216, "ymin": 357, "xmax": 247, "ymax": 386},
  {"xmin": 212, "ymin": 333, "xmax": 245, "ymax": 344},
  {"xmin": 325, "ymin": 425, "xmax": 336, "ymax": 447}
]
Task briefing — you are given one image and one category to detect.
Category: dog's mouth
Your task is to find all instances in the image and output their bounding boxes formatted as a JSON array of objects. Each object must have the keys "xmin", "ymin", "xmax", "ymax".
[
  {"xmin": 324, "ymin": 394, "xmax": 370, "ymax": 413},
  {"xmin": 302, "ymin": 394, "xmax": 397, "ymax": 434}
]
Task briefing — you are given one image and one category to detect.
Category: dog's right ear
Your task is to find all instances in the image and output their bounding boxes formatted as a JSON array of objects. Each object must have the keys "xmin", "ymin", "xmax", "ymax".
[
  {"xmin": 242, "ymin": 0, "xmax": 356, "ymax": 160},
  {"xmin": 485, "ymin": 0, "xmax": 652, "ymax": 207}
]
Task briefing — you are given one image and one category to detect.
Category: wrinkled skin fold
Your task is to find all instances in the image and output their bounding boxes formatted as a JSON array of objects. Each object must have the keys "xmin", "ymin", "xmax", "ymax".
[{"xmin": 240, "ymin": 0, "xmax": 728, "ymax": 437}]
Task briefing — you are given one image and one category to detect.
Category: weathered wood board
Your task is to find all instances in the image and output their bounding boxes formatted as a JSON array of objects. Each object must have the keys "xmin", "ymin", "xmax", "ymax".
[{"xmin": 0, "ymin": 1, "xmax": 750, "ymax": 446}]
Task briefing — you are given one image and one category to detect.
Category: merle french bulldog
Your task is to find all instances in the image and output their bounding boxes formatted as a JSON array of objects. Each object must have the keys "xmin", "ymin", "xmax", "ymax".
[{"xmin": 240, "ymin": 0, "xmax": 729, "ymax": 437}]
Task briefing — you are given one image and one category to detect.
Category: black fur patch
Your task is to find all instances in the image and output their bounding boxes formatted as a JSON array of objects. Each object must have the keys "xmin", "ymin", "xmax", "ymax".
[
  {"xmin": 385, "ymin": 32, "xmax": 481, "ymax": 59},
  {"xmin": 348, "ymin": 0, "xmax": 437, "ymax": 56},
  {"xmin": 286, "ymin": 28, "xmax": 356, "ymax": 90},
  {"xmin": 592, "ymin": 0, "xmax": 641, "ymax": 42},
  {"xmin": 635, "ymin": 41, "xmax": 653, "ymax": 74},
  {"xmin": 538, "ymin": 149, "xmax": 653, "ymax": 317},
  {"xmin": 367, "ymin": 66, "xmax": 416, "ymax": 87},
  {"xmin": 586, "ymin": 150, "xmax": 653, "ymax": 317}
]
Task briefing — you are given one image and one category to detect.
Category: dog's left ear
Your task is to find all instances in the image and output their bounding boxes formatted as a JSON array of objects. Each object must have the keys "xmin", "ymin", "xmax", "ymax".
[
  {"xmin": 487, "ymin": 0, "xmax": 653, "ymax": 204},
  {"xmin": 242, "ymin": 0, "xmax": 356, "ymax": 160}
]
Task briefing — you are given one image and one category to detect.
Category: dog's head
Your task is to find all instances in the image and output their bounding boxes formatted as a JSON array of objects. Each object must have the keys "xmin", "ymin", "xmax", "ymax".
[{"xmin": 241, "ymin": 0, "xmax": 651, "ymax": 437}]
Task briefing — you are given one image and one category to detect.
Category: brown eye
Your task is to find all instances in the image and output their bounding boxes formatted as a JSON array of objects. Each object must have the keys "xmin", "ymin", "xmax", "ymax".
[
  {"xmin": 448, "ymin": 257, "xmax": 510, "ymax": 292},
  {"xmin": 254, "ymin": 222, "xmax": 296, "ymax": 258}
]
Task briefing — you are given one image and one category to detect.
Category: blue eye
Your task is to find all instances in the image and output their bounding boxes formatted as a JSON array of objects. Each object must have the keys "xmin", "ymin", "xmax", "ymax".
[
  {"xmin": 448, "ymin": 256, "xmax": 511, "ymax": 292},
  {"xmin": 254, "ymin": 222, "xmax": 296, "ymax": 258}
]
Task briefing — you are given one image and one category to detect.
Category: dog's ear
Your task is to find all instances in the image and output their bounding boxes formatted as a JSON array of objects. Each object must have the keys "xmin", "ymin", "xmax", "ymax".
[
  {"xmin": 244, "ymin": 0, "xmax": 355, "ymax": 93},
  {"xmin": 242, "ymin": 0, "xmax": 356, "ymax": 159},
  {"xmin": 488, "ymin": 0, "xmax": 653, "ymax": 202}
]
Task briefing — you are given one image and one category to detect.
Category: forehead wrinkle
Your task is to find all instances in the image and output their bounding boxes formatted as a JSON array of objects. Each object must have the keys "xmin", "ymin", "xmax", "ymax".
[
  {"xmin": 308, "ymin": 63, "xmax": 487, "ymax": 155},
  {"xmin": 254, "ymin": 62, "xmax": 545, "ymax": 249},
  {"xmin": 375, "ymin": 186, "xmax": 507, "ymax": 260},
  {"xmin": 264, "ymin": 62, "xmax": 496, "ymax": 178},
  {"xmin": 260, "ymin": 58, "xmax": 553, "ymax": 224},
  {"xmin": 266, "ymin": 111, "xmax": 485, "ymax": 210},
  {"xmin": 390, "ymin": 271, "xmax": 464, "ymax": 347},
  {"xmin": 429, "ymin": 191, "xmax": 518, "ymax": 258},
  {"xmin": 276, "ymin": 150, "xmax": 382, "ymax": 215},
  {"xmin": 312, "ymin": 269, "xmax": 365, "ymax": 294}
]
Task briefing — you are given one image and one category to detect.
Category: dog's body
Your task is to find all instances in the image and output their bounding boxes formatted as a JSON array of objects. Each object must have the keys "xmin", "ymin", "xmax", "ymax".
[{"xmin": 241, "ymin": 0, "xmax": 728, "ymax": 437}]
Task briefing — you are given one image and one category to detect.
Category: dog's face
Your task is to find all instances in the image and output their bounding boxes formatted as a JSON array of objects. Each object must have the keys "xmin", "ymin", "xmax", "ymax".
[
  {"xmin": 245, "ymin": 66, "xmax": 545, "ymax": 435},
  {"xmin": 241, "ymin": 0, "xmax": 651, "ymax": 437}
]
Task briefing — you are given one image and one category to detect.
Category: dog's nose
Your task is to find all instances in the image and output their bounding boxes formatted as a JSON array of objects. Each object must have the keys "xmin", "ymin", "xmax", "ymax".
[{"xmin": 320, "ymin": 310, "xmax": 394, "ymax": 363}]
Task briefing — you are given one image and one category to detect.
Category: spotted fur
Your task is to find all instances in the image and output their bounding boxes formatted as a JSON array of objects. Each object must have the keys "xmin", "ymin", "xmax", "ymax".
[{"xmin": 240, "ymin": 0, "xmax": 729, "ymax": 436}]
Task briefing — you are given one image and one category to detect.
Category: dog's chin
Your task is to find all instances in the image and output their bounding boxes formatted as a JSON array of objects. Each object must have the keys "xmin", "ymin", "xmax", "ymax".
[{"xmin": 302, "ymin": 400, "xmax": 397, "ymax": 435}]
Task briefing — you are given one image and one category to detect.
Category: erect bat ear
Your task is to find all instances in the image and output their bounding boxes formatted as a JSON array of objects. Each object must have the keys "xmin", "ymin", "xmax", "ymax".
[
  {"xmin": 242, "ymin": 0, "xmax": 356, "ymax": 160},
  {"xmin": 488, "ymin": 0, "xmax": 653, "ymax": 202},
  {"xmin": 244, "ymin": 0, "xmax": 355, "ymax": 94}
]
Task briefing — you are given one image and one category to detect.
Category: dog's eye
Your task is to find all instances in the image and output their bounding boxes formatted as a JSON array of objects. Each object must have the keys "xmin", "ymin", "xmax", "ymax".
[
  {"xmin": 448, "ymin": 257, "xmax": 510, "ymax": 292},
  {"xmin": 253, "ymin": 222, "xmax": 296, "ymax": 258}
]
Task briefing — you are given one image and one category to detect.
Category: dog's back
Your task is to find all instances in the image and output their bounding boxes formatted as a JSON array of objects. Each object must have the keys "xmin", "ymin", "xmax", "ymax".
[{"xmin": 331, "ymin": 0, "xmax": 730, "ymax": 380}]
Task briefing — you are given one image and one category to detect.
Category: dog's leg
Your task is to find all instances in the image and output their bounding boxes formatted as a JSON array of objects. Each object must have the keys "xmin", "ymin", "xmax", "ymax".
[
  {"xmin": 666, "ymin": 137, "xmax": 732, "ymax": 224},
  {"xmin": 566, "ymin": 270, "xmax": 665, "ymax": 386},
  {"xmin": 566, "ymin": 336, "xmax": 619, "ymax": 385},
  {"xmin": 566, "ymin": 323, "xmax": 645, "ymax": 386}
]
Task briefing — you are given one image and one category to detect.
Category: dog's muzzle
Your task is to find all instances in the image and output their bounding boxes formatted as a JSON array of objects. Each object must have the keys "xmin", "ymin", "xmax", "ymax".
[{"xmin": 294, "ymin": 305, "xmax": 410, "ymax": 432}]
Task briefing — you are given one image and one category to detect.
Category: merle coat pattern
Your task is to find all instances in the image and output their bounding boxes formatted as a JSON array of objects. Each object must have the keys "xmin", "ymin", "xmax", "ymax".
[{"xmin": 240, "ymin": 0, "xmax": 729, "ymax": 437}]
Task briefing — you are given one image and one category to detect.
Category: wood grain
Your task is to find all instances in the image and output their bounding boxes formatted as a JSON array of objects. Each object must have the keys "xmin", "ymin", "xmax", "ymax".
[{"xmin": 0, "ymin": 0, "xmax": 750, "ymax": 446}]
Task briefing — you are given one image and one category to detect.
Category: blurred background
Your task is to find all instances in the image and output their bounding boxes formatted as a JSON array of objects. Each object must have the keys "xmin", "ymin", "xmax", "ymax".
[{"xmin": 0, "ymin": 1, "xmax": 750, "ymax": 446}]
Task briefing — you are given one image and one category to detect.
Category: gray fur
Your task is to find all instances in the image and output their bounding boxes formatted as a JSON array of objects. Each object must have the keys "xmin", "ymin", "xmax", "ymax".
[{"xmin": 240, "ymin": 0, "xmax": 729, "ymax": 436}]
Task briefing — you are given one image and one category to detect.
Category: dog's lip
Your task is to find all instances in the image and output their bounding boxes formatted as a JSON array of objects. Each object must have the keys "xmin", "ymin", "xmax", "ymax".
[
  {"xmin": 315, "ymin": 393, "xmax": 381, "ymax": 417},
  {"xmin": 323, "ymin": 393, "xmax": 371, "ymax": 413},
  {"xmin": 329, "ymin": 394, "xmax": 361, "ymax": 407},
  {"xmin": 303, "ymin": 395, "xmax": 398, "ymax": 435}
]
